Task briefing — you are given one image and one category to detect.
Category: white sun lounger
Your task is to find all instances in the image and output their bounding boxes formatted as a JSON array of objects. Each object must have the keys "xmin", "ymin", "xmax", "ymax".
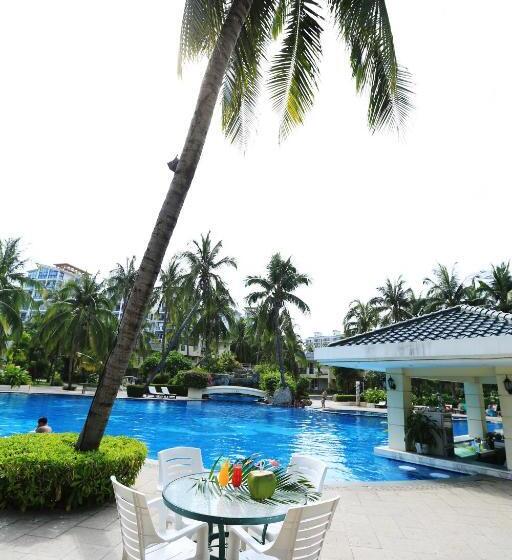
[
  {"xmin": 148, "ymin": 385, "xmax": 164, "ymax": 398},
  {"xmin": 161, "ymin": 387, "xmax": 177, "ymax": 399}
]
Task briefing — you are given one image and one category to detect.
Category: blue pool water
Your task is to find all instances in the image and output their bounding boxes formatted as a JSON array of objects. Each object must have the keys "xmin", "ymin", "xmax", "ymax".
[{"xmin": 0, "ymin": 393, "xmax": 493, "ymax": 483}]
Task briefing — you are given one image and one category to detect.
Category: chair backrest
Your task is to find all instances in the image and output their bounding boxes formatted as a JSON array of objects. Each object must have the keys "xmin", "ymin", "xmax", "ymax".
[
  {"xmin": 288, "ymin": 454, "xmax": 328, "ymax": 493},
  {"xmin": 158, "ymin": 447, "xmax": 204, "ymax": 490},
  {"xmin": 269, "ymin": 497, "xmax": 339, "ymax": 560},
  {"xmin": 161, "ymin": 387, "xmax": 170, "ymax": 395},
  {"xmin": 148, "ymin": 386, "xmax": 158, "ymax": 395},
  {"xmin": 111, "ymin": 476, "xmax": 162, "ymax": 560}
]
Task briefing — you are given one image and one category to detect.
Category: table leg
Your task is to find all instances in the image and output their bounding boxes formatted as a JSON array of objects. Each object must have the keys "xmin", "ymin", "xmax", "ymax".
[{"xmin": 218, "ymin": 523, "xmax": 226, "ymax": 560}]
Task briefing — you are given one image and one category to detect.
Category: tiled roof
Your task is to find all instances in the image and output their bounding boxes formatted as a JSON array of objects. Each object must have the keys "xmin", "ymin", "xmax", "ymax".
[{"xmin": 330, "ymin": 306, "xmax": 512, "ymax": 347}]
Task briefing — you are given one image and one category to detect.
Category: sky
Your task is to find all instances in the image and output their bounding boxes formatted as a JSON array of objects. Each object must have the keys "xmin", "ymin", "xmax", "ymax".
[{"xmin": 1, "ymin": 0, "xmax": 511, "ymax": 338}]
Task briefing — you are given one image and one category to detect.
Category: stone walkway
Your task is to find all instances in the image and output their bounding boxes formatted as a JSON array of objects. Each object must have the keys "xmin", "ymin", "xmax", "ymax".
[{"xmin": 2, "ymin": 463, "xmax": 512, "ymax": 560}]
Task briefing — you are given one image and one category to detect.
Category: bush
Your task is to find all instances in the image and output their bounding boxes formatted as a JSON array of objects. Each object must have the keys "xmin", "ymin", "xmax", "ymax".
[
  {"xmin": 152, "ymin": 373, "xmax": 169, "ymax": 385},
  {"xmin": 259, "ymin": 368, "xmax": 296, "ymax": 396},
  {"xmin": 140, "ymin": 353, "xmax": 161, "ymax": 378},
  {"xmin": 362, "ymin": 388, "xmax": 386, "ymax": 404},
  {"xmin": 126, "ymin": 385, "xmax": 146, "ymax": 398},
  {"xmin": 215, "ymin": 351, "xmax": 241, "ymax": 373},
  {"xmin": 334, "ymin": 394, "xmax": 356, "ymax": 402},
  {"xmin": 0, "ymin": 433, "xmax": 146, "ymax": 511},
  {"xmin": 165, "ymin": 384, "xmax": 187, "ymax": 397},
  {"xmin": 296, "ymin": 377, "xmax": 310, "ymax": 400},
  {"xmin": 50, "ymin": 373, "xmax": 63, "ymax": 386},
  {"xmin": 165, "ymin": 351, "xmax": 193, "ymax": 376},
  {"xmin": 174, "ymin": 369, "xmax": 208, "ymax": 389},
  {"xmin": 0, "ymin": 364, "xmax": 31, "ymax": 387}
]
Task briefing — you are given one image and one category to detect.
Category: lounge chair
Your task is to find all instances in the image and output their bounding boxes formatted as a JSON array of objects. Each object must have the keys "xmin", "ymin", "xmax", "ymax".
[
  {"xmin": 161, "ymin": 387, "xmax": 177, "ymax": 399},
  {"xmin": 148, "ymin": 386, "xmax": 164, "ymax": 398},
  {"xmin": 375, "ymin": 401, "xmax": 387, "ymax": 408},
  {"xmin": 228, "ymin": 497, "xmax": 339, "ymax": 560}
]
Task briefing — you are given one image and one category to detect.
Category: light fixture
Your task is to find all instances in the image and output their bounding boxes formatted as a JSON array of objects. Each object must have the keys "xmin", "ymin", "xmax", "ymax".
[
  {"xmin": 503, "ymin": 376, "xmax": 512, "ymax": 395},
  {"xmin": 387, "ymin": 376, "xmax": 397, "ymax": 390}
]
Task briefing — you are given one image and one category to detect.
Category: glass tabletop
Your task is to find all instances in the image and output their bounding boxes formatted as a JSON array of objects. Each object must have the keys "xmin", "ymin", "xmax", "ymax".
[{"xmin": 162, "ymin": 472, "xmax": 307, "ymax": 525}]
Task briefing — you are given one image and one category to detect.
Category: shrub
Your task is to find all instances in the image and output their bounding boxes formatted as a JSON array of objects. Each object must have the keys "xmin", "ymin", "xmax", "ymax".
[
  {"xmin": 334, "ymin": 394, "xmax": 356, "ymax": 402},
  {"xmin": 259, "ymin": 369, "xmax": 296, "ymax": 396},
  {"xmin": 126, "ymin": 385, "xmax": 146, "ymax": 398},
  {"xmin": 152, "ymin": 373, "xmax": 169, "ymax": 385},
  {"xmin": 0, "ymin": 364, "xmax": 31, "ymax": 387},
  {"xmin": 140, "ymin": 353, "xmax": 161, "ymax": 378},
  {"xmin": 164, "ymin": 384, "xmax": 187, "ymax": 397},
  {"xmin": 296, "ymin": 377, "xmax": 310, "ymax": 400},
  {"xmin": 50, "ymin": 373, "xmax": 63, "ymax": 386},
  {"xmin": 215, "ymin": 351, "xmax": 241, "ymax": 373},
  {"xmin": 165, "ymin": 351, "xmax": 192, "ymax": 376},
  {"xmin": 174, "ymin": 369, "xmax": 208, "ymax": 389},
  {"xmin": 362, "ymin": 388, "xmax": 386, "ymax": 404},
  {"xmin": 0, "ymin": 433, "xmax": 146, "ymax": 511}
]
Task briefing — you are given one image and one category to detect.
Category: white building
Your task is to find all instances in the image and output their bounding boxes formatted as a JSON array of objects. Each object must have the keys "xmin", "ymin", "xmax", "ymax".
[
  {"xmin": 305, "ymin": 330, "xmax": 343, "ymax": 349},
  {"xmin": 22, "ymin": 263, "xmax": 85, "ymax": 321}
]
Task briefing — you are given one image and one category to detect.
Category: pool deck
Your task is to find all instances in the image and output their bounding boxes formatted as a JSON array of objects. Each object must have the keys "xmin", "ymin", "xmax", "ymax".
[{"xmin": 1, "ymin": 462, "xmax": 512, "ymax": 560}]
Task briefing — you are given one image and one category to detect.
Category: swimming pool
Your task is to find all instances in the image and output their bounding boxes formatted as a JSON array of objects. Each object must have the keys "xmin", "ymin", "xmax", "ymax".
[{"xmin": 0, "ymin": 393, "xmax": 483, "ymax": 483}]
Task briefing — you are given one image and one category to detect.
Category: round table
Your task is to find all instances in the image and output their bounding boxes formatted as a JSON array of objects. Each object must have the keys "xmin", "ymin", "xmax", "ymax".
[{"xmin": 162, "ymin": 472, "xmax": 307, "ymax": 560}]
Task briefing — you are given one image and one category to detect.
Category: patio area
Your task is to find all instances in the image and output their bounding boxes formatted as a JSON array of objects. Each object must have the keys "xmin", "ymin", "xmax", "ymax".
[{"xmin": 2, "ymin": 462, "xmax": 512, "ymax": 560}]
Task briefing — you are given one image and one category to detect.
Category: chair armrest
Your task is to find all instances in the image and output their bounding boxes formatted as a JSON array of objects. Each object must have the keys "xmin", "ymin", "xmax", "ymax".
[
  {"xmin": 229, "ymin": 525, "xmax": 272, "ymax": 554},
  {"xmin": 167, "ymin": 521, "xmax": 208, "ymax": 542}
]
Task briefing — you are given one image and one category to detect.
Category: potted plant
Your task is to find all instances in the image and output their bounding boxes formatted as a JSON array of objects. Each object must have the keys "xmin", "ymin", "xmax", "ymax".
[{"xmin": 405, "ymin": 411, "xmax": 440, "ymax": 454}]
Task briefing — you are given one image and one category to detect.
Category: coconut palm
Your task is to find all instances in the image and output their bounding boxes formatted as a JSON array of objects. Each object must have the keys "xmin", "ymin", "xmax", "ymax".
[
  {"xmin": 423, "ymin": 264, "xmax": 470, "ymax": 311},
  {"xmin": 371, "ymin": 276, "xmax": 412, "ymax": 325},
  {"xmin": 230, "ymin": 316, "xmax": 257, "ymax": 364},
  {"xmin": 106, "ymin": 257, "xmax": 137, "ymax": 316},
  {"xmin": 478, "ymin": 262, "xmax": 512, "ymax": 312},
  {"xmin": 343, "ymin": 299, "xmax": 379, "ymax": 336},
  {"xmin": 0, "ymin": 239, "xmax": 37, "ymax": 353},
  {"xmin": 78, "ymin": 0, "xmax": 411, "ymax": 449},
  {"xmin": 40, "ymin": 275, "xmax": 116, "ymax": 389},
  {"xmin": 156, "ymin": 257, "xmax": 184, "ymax": 354},
  {"xmin": 181, "ymin": 233, "xmax": 237, "ymax": 357},
  {"xmin": 246, "ymin": 253, "xmax": 310, "ymax": 386}
]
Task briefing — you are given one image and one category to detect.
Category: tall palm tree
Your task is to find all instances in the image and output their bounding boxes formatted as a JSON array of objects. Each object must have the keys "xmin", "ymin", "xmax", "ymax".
[
  {"xmin": 78, "ymin": 0, "xmax": 411, "ymax": 450},
  {"xmin": 0, "ymin": 239, "xmax": 37, "ymax": 354},
  {"xmin": 246, "ymin": 253, "xmax": 310, "ymax": 387},
  {"xmin": 181, "ymin": 233, "xmax": 237, "ymax": 357},
  {"xmin": 230, "ymin": 316, "xmax": 257, "ymax": 364},
  {"xmin": 343, "ymin": 299, "xmax": 379, "ymax": 336},
  {"xmin": 423, "ymin": 264, "xmax": 468, "ymax": 311},
  {"xmin": 40, "ymin": 275, "xmax": 115, "ymax": 389},
  {"xmin": 106, "ymin": 256, "xmax": 137, "ymax": 316},
  {"xmin": 371, "ymin": 276, "xmax": 412, "ymax": 325},
  {"xmin": 478, "ymin": 262, "xmax": 512, "ymax": 312},
  {"xmin": 156, "ymin": 257, "xmax": 184, "ymax": 354}
]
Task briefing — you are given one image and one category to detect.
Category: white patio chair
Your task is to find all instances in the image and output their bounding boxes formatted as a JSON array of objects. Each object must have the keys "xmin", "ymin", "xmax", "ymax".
[
  {"xmin": 148, "ymin": 386, "xmax": 164, "ymax": 398},
  {"xmin": 158, "ymin": 447, "xmax": 205, "ymax": 530},
  {"xmin": 248, "ymin": 454, "xmax": 328, "ymax": 544},
  {"xmin": 227, "ymin": 497, "xmax": 339, "ymax": 560},
  {"xmin": 110, "ymin": 476, "xmax": 208, "ymax": 560},
  {"xmin": 161, "ymin": 387, "xmax": 177, "ymax": 399}
]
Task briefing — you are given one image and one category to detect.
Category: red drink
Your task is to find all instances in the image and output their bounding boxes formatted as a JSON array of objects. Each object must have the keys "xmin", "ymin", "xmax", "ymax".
[{"xmin": 232, "ymin": 464, "xmax": 242, "ymax": 487}]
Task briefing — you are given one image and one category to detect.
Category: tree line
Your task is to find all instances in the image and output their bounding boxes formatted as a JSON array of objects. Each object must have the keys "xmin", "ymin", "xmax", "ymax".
[
  {"xmin": 342, "ymin": 263, "xmax": 512, "ymax": 336},
  {"xmin": 0, "ymin": 236, "xmax": 310, "ymax": 390}
]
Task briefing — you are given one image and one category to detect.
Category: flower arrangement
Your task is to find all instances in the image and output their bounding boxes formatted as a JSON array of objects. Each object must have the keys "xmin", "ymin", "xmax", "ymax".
[{"xmin": 192, "ymin": 455, "xmax": 319, "ymax": 504}]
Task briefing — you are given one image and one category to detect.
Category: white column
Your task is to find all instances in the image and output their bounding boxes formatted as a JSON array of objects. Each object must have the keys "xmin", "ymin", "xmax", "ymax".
[
  {"xmin": 386, "ymin": 370, "xmax": 412, "ymax": 451},
  {"xmin": 496, "ymin": 368, "xmax": 512, "ymax": 470},
  {"xmin": 463, "ymin": 380, "xmax": 487, "ymax": 438}
]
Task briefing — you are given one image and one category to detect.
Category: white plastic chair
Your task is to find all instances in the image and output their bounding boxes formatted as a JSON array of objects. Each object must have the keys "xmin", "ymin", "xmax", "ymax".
[
  {"xmin": 148, "ymin": 386, "xmax": 164, "ymax": 398},
  {"xmin": 248, "ymin": 454, "xmax": 328, "ymax": 544},
  {"xmin": 158, "ymin": 447, "xmax": 205, "ymax": 530},
  {"xmin": 110, "ymin": 476, "xmax": 208, "ymax": 560},
  {"xmin": 227, "ymin": 497, "xmax": 339, "ymax": 560}
]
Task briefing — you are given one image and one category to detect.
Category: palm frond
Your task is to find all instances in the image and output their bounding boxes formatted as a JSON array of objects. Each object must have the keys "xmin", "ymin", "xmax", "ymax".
[{"xmin": 268, "ymin": 0, "xmax": 323, "ymax": 141}]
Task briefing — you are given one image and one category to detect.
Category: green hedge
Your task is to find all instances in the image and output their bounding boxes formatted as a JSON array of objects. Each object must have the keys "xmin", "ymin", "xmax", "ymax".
[
  {"xmin": 174, "ymin": 370, "xmax": 208, "ymax": 389},
  {"xmin": 126, "ymin": 385, "xmax": 146, "ymax": 398},
  {"xmin": 333, "ymin": 394, "xmax": 356, "ymax": 402},
  {"xmin": 0, "ymin": 433, "xmax": 146, "ymax": 511}
]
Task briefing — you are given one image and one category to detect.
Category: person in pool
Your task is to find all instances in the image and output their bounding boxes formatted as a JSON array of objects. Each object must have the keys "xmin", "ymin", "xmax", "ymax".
[{"xmin": 35, "ymin": 417, "xmax": 52, "ymax": 433}]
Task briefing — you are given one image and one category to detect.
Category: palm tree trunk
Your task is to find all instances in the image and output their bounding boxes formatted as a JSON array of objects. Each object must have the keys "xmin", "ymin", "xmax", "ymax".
[
  {"xmin": 161, "ymin": 306, "xmax": 167, "ymax": 355},
  {"xmin": 274, "ymin": 311, "xmax": 285, "ymax": 386},
  {"xmin": 76, "ymin": 0, "xmax": 254, "ymax": 451}
]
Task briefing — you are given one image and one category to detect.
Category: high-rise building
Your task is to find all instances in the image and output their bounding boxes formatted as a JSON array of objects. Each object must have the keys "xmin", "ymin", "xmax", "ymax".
[
  {"xmin": 21, "ymin": 263, "xmax": 85, "ymax": 321},
  {"xmin": 305, "ymin": 330, "xmax": 343, "ymax": 349}
]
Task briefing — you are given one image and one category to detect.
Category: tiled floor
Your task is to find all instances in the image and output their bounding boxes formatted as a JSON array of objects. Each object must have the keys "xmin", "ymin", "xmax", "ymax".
[{"xmin": 2, "ymin": 463, "xmax": 512, "ymax": 560}]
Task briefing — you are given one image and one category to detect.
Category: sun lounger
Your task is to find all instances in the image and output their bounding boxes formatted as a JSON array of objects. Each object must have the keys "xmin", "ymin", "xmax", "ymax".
[
  {"xmin": 148, "ymin": 385, "xmax": 164, "ymax": 398},
  {"xmin": 161, "ymin": 387, "xmax": 177, "ymax": 399}
]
